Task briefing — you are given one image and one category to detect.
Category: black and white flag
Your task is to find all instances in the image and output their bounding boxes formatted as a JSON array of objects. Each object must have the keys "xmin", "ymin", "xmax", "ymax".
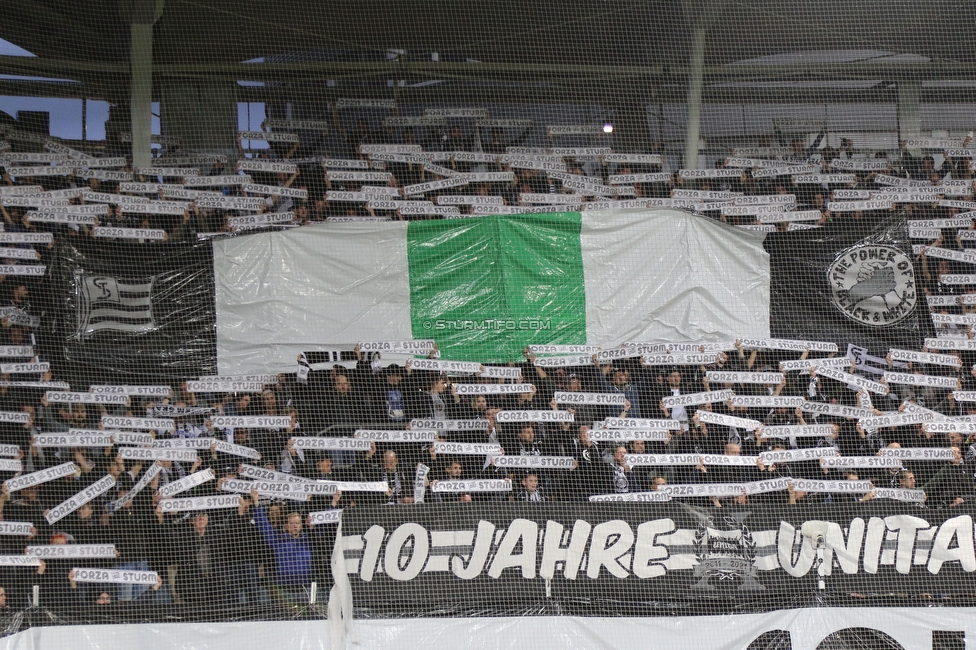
[
  {"xmin": 76, "ymin": 274, "xmax": 155, "ymax": 335},
  {"xmin": 766, "ymin": 215, "xmax": 930, "ymax": 355},
  {"xmin": 53, "ymin": 238, "xmax": 216, "ymax": 378}
]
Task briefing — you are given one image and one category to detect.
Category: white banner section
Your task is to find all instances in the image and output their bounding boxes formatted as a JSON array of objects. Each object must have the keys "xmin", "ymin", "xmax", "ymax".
[{"xmin": 2, "ymin": 608, "xmax": 976, "ymax": 650}]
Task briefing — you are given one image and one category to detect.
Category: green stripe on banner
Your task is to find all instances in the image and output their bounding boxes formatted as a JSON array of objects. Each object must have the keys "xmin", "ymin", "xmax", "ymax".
[{"xmin": 407, "ymin": 212, "xmax": 586, "ymax": 362}]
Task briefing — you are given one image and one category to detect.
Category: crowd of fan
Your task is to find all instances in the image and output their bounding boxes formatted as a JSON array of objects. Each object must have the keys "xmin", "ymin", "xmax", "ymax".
[
  {"xmin": 2, "ymin": 110, "xmax": 976, "ymax": 233},
  {"xmin": 0, "ymin": 112, "xmax": 973, "ymax": 613},
  {"xmin": 0, "ymin": 337, "xmax": 968, "ymax": 611}
]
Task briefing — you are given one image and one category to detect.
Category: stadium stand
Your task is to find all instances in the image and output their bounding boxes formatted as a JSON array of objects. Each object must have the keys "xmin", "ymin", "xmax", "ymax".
[
  {"xmin": 0, "ymin": 120, "xmax": 972, "ymax": 620},
  {"xmin": 0, "ymin": 104, "xmax": 976, "ymax": 640},
  {"xmin": 6, "ymin": 2, "xmax": 976, "ymax": 649}
]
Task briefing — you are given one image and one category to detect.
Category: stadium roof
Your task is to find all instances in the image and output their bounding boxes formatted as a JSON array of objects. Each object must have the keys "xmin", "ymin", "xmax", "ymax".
[{"xmin": 2, "ymin": 0, "xmax": 976, "ymax": 105}]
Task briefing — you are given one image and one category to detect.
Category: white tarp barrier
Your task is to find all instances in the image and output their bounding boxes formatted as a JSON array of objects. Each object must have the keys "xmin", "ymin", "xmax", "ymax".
[{"xmin": 0, "ymin": 607, "xmax": 974, "ymax": 650}]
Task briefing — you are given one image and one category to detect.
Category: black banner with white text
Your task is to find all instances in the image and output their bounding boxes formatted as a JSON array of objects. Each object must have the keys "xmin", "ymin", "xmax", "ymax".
[
  {"xmin": 340, "ymin": 502, "xmax": 976, "ymax": 616},
  {"xmin": 766, "ymin": 216, "xmax": 931, "ymax": 354}
]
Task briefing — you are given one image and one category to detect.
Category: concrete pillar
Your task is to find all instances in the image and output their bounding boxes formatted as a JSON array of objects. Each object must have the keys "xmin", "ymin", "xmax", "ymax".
[
  {"xmin": 683, "ymin": 26, "xmax": 706, "ymax": 169},
  {"xmin": 127, "ymin": 0, "xmax": 164, "ymax": 166},
  {"xmin": 130, "ymin": 22, "xmax": 154, "ymax": 169},
  {"xmin": 897, "ymin": 79, "xmax": 921, "ymax": 143},
  {"xmin": 160, "ymin": 81, "xmax": 238, "ymax": 156}
]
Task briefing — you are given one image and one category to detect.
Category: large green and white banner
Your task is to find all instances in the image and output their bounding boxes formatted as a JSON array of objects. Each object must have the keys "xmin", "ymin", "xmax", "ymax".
[{"xmin": 213, "ymin": 209, "xmax": 771, "ymax": 374}]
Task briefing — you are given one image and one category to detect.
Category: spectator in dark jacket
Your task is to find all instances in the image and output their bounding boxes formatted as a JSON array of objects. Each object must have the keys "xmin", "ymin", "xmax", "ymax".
[{"xmin": 161, "ymin": 509, "xmax": 230, "ymax": 606}]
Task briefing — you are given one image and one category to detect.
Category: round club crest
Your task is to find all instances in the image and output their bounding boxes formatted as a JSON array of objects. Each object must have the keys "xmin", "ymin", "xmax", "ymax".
[{"xmin": 827, "ymin": 244, "xmax": 917, "ymax": 327}]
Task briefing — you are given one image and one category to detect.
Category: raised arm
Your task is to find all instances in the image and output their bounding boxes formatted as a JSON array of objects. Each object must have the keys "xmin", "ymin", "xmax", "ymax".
[{"xmin": 251, "ymin": 489, "xmax": 277, "ymax": 546}]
